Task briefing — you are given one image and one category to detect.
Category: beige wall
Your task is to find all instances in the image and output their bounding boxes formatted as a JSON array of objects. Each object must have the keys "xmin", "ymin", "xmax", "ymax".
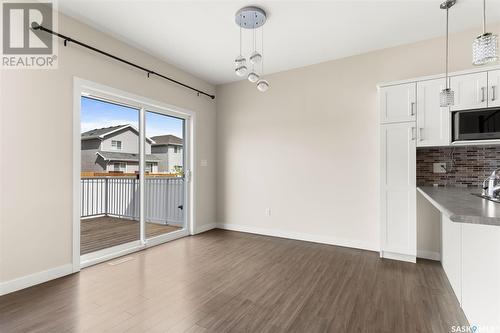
[
  {"xmin": 0, "ymin": 12, "xmax": 216, "ymax": 282},
  {"xmin": 216, "ymin": 24, "xmax": 500, "ymax": 252}
]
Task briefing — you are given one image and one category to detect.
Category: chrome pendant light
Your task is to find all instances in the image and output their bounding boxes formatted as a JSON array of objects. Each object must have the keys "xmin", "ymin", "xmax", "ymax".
[
  {"xmin": 256, "ymin": 24, "xmax": 269, "ymax": 92},
  {"xmin": 235, "ymin": 6, "xmax": 270, "ymax": 92},
  {"xmin": 440, "ymin": 0, "xmax": 456, "ymax": 107},
  {"xmin": 234, "ymin": 12, "xmax": 247, "ymax": 77},
  {"xmin": 247, "ymin": 28, "xmax": 260, "ymax": 83},
  {"xmin": 472, "ymin": 0, "xmax": 498, "ymax": 65}
]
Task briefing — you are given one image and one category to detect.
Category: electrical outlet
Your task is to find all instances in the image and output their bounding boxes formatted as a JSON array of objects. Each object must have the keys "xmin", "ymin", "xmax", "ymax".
[
  {"xmin": 265, "ymin": 208, "xmax": 271, "ymax": 216},
  {"xmin": 433, "ymin": 162, "xmax": 447, "ymax": 174}
]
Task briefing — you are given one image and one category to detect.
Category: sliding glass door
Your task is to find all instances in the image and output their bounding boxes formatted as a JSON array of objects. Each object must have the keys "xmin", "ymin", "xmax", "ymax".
[
  {"xmin": 144, "ymin": 111, "xmax": 187, "ymax": 241},
  {"xmin": 78, "ymin": 88, "xmax": 191, "ymax": 266}
]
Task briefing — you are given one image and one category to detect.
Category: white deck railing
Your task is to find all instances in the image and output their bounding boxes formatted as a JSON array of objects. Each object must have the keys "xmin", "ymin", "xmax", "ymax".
[{"xmin": 81, "ymin": 176, "xmax": 184, "ymax": 225}]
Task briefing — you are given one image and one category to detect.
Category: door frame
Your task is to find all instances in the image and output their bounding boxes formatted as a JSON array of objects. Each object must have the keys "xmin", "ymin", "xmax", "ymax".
[{"xmin": 73, "ymin": 77, "xmax": 196, "ymax": 272}]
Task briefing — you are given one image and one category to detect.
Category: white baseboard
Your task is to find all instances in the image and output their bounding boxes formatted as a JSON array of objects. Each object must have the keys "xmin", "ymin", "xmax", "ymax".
[
  {"xmin": 194, "ymin": 223, "xmax": 217, "ymax": 235},
  {"xmin": 216, "ymin": 223, "xmax": 378, "ymax": 252},
  {"xmin": 380, "ymin": 250, "xmax": 417, "ymax": 263},
  {"xmin": 0, "ymin": 264, "xmax": 74, "ymax": 296},
  {"xmin": 417, "ymin": 250, "xmax": 441, "ymax": 261}
]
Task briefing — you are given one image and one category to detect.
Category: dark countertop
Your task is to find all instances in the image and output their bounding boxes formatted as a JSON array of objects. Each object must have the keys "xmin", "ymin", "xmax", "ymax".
[{"xmin": 418, "ymin": 186, "xmax": 500, "ymax": 226}]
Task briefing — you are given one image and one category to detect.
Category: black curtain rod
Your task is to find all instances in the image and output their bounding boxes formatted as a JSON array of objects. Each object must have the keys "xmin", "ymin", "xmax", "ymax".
[{"xmin": 33, "ymin": 23, "xmax": 215, "ymax": 100}]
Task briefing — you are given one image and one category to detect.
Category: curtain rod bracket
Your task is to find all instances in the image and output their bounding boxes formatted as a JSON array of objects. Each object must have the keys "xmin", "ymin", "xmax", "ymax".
[{"xmin": 32, "ymin": 24, "xmax": 215, "ymax": 100}]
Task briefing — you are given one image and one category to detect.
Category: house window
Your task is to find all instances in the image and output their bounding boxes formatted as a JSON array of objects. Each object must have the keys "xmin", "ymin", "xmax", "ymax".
[
  {"xmin": 113, "ymin": 162, "xmax": 126, "ymax": 172},
  {"xmin": 111, "ymin": 140, "xmax": 122, "ymax": 150},
  {"xmin": 174, "ymin": 146, "xmax": 179, "ymax": 153},
  {"xmin": 145, "ymin": 163, "xmax": 153, "ymax": 173}
]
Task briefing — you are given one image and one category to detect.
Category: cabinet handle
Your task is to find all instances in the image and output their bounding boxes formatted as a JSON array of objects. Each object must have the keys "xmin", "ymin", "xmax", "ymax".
[
  {"xmin": 411, "ymin": 127, "xmax": 416, "ymax": 141},
  {"xmin": 481, "ymin": 87, "xmax": 486, "ymax": 102},
  {"xmin": 492, "ymin": 85, "xmax": 497, "ymax": 102},
  {"xmin": 419, "ymin": 128, "xmax": 423, "ymax": 141},
  {"xmin": 410, "ymin": 102, "xmax": 415, "ymax": 116}
]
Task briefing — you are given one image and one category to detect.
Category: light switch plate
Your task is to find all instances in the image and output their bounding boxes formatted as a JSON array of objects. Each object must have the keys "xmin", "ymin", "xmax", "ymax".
[{"xmin": 433, "ymin": 162, "xmax": 447, "ymax": 173}]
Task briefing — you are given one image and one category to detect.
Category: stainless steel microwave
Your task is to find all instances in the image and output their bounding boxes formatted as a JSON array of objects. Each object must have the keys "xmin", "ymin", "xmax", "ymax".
[{"xmin": 452, "ymin": 108, "xmax": 500, "ymax": 142}]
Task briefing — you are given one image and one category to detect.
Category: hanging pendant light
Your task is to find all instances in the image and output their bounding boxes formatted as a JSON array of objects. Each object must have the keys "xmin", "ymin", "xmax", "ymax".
[
  {"xmin": 234, "ymin": 12, "xmax": 247, "ymax": 77},
  {"xmin": 440, "ymin": 0, "xmax": 456, "ymax": 107},
  {"xmin": 256, "ymin": 21, "xmax": 270, "ymax": 92},
  {"xmin": 235, "ymin": 6, "xmax": 269, "ymax": 91},
  {"xmin": 247, "ymin": 28, "xmax": 260, "ymax": 83},
  {"xmin": 472, "ymin": 0, "xmax": 498, "ymax": 65}
]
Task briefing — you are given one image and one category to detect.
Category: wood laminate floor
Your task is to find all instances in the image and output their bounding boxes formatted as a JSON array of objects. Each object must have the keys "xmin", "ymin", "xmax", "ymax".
[
  {"xmin": 0, "ymin": 229, "xmax": 468, "ymax": 332},
  {"xmin": 81, "ymin": 216, "xmax": 181, "ymax": 254}
]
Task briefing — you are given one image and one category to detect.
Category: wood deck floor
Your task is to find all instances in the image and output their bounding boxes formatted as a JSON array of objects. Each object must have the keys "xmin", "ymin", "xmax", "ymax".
[
  {"xmin": 0, "ymin": 229, "xmax": 468, "ymax": 332},
  {"xmin": 81, "ymin": 216, "xmax": 181, "ymax": 255}
]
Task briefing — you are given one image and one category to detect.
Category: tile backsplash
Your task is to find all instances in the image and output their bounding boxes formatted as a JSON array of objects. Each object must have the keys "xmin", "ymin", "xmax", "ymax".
[{"xmin": 417, "ymin": 145, "xmax": 500, "ymax": 187}]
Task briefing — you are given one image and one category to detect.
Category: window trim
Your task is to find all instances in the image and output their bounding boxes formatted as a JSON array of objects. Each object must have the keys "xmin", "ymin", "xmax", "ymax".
[{"xmin": 111, "ymin": 140, "xmax": 122, "ymax": 150}]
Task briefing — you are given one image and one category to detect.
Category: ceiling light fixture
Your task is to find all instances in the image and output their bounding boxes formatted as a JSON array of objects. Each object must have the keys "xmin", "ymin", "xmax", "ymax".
[
  {"xmin": 440, "ymin": 0, "xmax": 456, "ymax": 107},
  {"xmin": 472, "ymin": 0, "xmax": 498, "ymax": 65},
  {"xmin": 247, "ymin": 28, "xmax": 260, "ymax": 83},
  {"xmin": 235, "ymin": 6, "xmax": 270, "ymax": 92}
]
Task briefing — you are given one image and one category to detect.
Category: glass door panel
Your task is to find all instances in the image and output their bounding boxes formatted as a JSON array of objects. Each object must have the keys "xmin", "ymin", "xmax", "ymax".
[
  {"xmin": 144, "ymin": 110, "xmax": 186, "ymax": 240},
  {"xmin": 80, "ymin": 96, "xmax": 141, "ymax": 255}
]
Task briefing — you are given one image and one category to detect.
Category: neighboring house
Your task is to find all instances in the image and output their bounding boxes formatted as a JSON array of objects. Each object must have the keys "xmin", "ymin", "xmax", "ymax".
[
  {"xmin": 81, "ymin": 124, "xmax": 160, "ymax": 173},
  {"xmin": 150, "ymin": 135, "xmax": 183, "ymax": 173}
]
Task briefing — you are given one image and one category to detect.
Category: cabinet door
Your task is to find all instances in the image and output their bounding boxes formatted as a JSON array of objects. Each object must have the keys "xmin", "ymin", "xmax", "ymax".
[
  {"xmin": 379, "ymin": 83, "xmax": 416, "ymax": 124},
  {"xmin": 461, "ymin": 223, "xmax": 500, "ymax": 329},
  {"xmin": 488, "ymin": 69, "xmax": 500, "ymax": 108},
  {"xmin": 416, "ymin": 78, "xmax": 450, "ymax": 147},
  {"xmin": 441, "ymin": 215, "xmax": 462, "ymax": 305},
  {"xmin": 450, "ymin": 72, "xmax": 488, "ymax": 111},
  {"xmin": 380, "ymin": 122, "xmax": 416, "ymax": 260}
]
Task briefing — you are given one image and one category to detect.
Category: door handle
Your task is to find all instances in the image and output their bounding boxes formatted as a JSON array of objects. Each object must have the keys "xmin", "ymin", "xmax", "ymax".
[
  {"xmin": 492, "ymin": 85, "xmax": 497, "ymax": 102},
  {"xmin": 410, "ymin": 102, "xmax": 415, "ymax": 116},
  {"xmin": 411, "ymin": 127, "xmax": 416, "ymax": 141},
  {"xmin": 481, "ymin": 87, "xmax": 486, "ymax": 103}
]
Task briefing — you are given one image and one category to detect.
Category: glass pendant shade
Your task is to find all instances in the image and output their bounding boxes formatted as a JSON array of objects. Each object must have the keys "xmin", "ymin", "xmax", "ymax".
[
  {"xmin": 249, "ymin": 51, "xmax": 262, "ymax": 65},
  {"xmin": 235, "ymin": 56, "xmax": 247, "ymax": 76},
  {"xmin": 256, "ymin": 79, "xmax": 269, "ymax": 92},
  {"xmin": 473, "ymin": 32, "xmax": 499, "ymax": 65},
  {"xmin": 235, "ymin": 65, "xmax": 247, "ymax": 77},
  {"xmin": 248, "ymin": 71, "xmax": 259, "ymax": 83},
  {"xmin": 440, "ymin": 88, "xmax": 454, "ymax": 107}
]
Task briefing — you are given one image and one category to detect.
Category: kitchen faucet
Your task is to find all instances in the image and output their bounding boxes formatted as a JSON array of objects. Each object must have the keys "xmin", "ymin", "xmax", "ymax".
[{"xmin": 483, "ymin": 169, "xmax": 500, "ymax": 198}]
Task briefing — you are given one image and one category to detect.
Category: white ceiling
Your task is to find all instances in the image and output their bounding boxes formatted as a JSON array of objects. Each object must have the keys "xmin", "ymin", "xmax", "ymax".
[{"xmin": 58, "ymin": 0, "xmax": 500, "ymax": 85}]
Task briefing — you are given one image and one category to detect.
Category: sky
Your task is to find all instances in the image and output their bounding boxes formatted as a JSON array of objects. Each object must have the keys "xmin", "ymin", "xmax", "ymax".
[{"xmin": 81, "ymin": 96, "xmax": 183, "ymax": 138}]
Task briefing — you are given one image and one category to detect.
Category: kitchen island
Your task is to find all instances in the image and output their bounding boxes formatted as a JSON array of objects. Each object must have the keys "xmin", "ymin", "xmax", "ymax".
[{"xmin": 418, "ymin": 186, "xmax": 500, "ymax": 332}]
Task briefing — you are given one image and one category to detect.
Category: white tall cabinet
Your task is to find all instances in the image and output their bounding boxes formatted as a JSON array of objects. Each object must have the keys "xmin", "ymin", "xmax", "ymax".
[
  {"xmin": 379, "ymin": 82, "xmax": 416, "ymax": 124},
  {"xmin": 379, "ymin": 84, "xmax": 417, "ymax": 262}
]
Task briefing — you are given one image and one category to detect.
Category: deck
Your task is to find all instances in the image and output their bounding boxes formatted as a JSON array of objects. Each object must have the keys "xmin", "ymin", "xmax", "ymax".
[{"xmin": 81, "ymin": 216, "xmax": 181, "ymax": 255}]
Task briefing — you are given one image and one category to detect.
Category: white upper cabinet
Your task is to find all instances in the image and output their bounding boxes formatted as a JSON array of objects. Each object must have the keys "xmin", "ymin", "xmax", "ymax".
[
  {"xmin": 379, "ymin": 83, "xmax": 416, "ymax": 124},
  {"xmin": 450, "ymin": 72, "xmax": 488, "ymax": 111},
  {"xmin": 488, "ymin": 69, "xmax": 500, "ymax": 108},
  {"xmin": 380, "ymin": 122, "xmax": 416, "ymax": 261},
  {"xmin": 416, "ymin": 78, "xmax": 450, "ymax": 147}
]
